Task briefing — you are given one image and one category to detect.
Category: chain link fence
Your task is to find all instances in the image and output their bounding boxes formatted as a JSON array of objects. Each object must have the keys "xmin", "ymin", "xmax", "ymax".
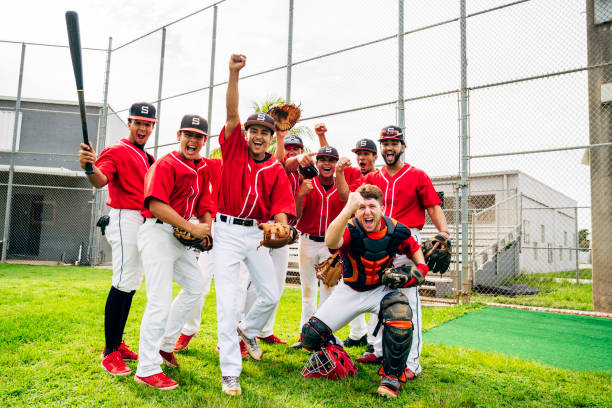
[{"xmin": 1, "ymin": 0, "xmax": 609, "ymax": 311}]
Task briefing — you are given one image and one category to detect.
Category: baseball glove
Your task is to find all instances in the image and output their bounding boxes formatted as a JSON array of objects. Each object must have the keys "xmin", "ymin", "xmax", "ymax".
[
  {"xmin": 315, "ymin": 252, "xmax": 342, "ymax": 287},
  {"xmin": 381, "ymin": 264, "xmax": 425, "ymax": 289},
  {"xmin": 173, "ymin": 227, "xmax": 213, "ymax": 252},
  {"xmin": 421, "ymin": 234, "xmax": 452, "ymax": 274},
  {"xmin": 267, "ymin": 103, "xmax": 301, "ymax": 131},
  {"xmin": 258, "ymin": 223, "xmax": 297, "ymax": 249},
  {"xmin": 298, "ymin": 164, "xmax": 318, "ymax": 179}
]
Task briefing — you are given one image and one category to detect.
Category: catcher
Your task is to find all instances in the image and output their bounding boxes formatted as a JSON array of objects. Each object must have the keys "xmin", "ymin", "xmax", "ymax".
[
  {"xmin": 134, "ymin": 114, "xmax": 215, "ymax": 390},
  {"xmin": 299, "ymin": 184, "xmax": 428, "ymax": 398},
  {"xmin": 290, "ymin": 146, "xmax": 363, "ymax": 349}
]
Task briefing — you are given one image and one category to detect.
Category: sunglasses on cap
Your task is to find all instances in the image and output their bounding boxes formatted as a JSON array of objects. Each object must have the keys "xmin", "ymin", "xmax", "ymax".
[{"xmin": 380, "ymin": 128, "xmax": 402, "ymax": 137}]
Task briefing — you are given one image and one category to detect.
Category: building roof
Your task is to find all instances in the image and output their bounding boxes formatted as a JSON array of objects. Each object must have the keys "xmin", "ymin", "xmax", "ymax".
[
  {"xmin": 0, "ymin": 164, "xmax": 86, "ymax": 178},
  {"xmin": 0, "ymin": 95, "xmax": 104, "ymax": 108}
]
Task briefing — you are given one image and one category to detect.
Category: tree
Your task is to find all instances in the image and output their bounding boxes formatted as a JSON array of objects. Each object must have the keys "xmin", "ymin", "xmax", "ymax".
[
  {"xmin": 208, "ymin": 96, "xmax": 313, "ymax": 158},
  {"xmin": 578, "ymin": 229, "xmax": 590, "ymax": 252}
]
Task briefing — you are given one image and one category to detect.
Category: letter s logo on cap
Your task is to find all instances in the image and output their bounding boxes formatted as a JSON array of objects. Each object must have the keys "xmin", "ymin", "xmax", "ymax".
[
  {"xmin": 360, "ymin": 140, "xmax": 367, "ymax": 147},
  {"xmin": 257, "ymin": 113, "xmax": 266, "ymax": 121},
  {"xmin": 141, "ymin": 106, "xmax": 149, "ymax": 114},
  {"xmin": 192, "ymin": 117, "xmax": 200, "ymax": 126}
]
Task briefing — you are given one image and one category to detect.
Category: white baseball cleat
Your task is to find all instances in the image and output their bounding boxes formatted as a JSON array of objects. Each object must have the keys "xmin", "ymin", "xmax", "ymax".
[
  {"xmin": 237, "ymin": 327, "xmax": 262, "ymax": 360},
  {"xmin": 221, "ymin": 376, "xmax": 242, "ymax": 396}
]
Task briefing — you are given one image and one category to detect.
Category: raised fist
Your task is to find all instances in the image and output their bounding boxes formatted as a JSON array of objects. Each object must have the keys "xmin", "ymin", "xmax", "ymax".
[
  {"xmin": 335, "ymin": 157, "xmax": 351, "ymax": 173},
  {"xmin": 229, "ymin": 54, "xmax": 246, "ymax": 72},
  {"xmin": 314, "ymin": 123, "xmax": 327, "ymax": 137}
]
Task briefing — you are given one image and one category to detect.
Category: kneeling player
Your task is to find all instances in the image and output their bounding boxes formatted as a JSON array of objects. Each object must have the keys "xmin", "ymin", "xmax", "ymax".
[{"xmin": 299, "ymin": 184, "xmax": 429, "ymax": 398}]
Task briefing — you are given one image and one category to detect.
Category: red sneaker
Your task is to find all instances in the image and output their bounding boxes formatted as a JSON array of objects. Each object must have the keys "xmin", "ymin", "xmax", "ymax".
[
  {"xmin": 257, "ymin": 334, "xmax": 288, "ymax": 345},
  {"xmin": 239, "ymin": 340, "xmax": 250, "ymax": 359},
  {"xmin": 404, "ymin": 368, "xmax": 417, "ymax": 381},
  {"xmin": 159, "ymin": 350, "xmax": 179, "ymax": 368},
  {"xmin": 101, "ymin": 350, "xmax": 131, "ymax": 376},
  {"xmin": 174, "ymin": 333, "xmax": 196, "ymax": 352},
  {"xmin": 134, "ymin": 372, "xmax": 178, "ymax": 390},
  {"xmin": 118, "ymin": 341, "xmax": 138, "ymax": 361},
  {"xmin": 356, "ymin": 353, "xmax": 382, "ymax": 364}
]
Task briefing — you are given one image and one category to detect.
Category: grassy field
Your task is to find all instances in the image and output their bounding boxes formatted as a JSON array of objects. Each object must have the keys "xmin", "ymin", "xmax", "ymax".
[
  {"xmin": 1, "ymin": 264, "xmax": 610, "ymax": 408},
  {"xmin": 472, "ymin": 269, "xmax": 594, "ymax": 311}
]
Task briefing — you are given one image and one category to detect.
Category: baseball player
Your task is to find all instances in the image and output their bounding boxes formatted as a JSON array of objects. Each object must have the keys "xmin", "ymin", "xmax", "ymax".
[
  {"xmin": 344, "ymin": 138, "xmax": 379, "ymax": 348},
  {"xmin": 134, "ymin": 114, "xmax": 215, "ymax": 390},
  {"xmin": 290, "ymin": 145, "xmax": 363, "ymax": 349},
  {"xmin": 358, "ymin": 125, "xmax": 450, "ymax": 382},
  {"xmin": 78, "ymin": 102, "xmax": 156, "ymax": 377},
  {"xmin": 300, "ymin": 184, "xmax": 429, "ymax": 398},
  {"xmin": 214, "ymin": 54, "xmax": 296, "ymax": 396}
]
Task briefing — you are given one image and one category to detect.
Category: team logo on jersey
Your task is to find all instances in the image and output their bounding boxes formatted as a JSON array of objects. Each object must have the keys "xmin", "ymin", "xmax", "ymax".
[{"xmin": 192, "ymin": 117, "xmax": 200, "ymax": 125}]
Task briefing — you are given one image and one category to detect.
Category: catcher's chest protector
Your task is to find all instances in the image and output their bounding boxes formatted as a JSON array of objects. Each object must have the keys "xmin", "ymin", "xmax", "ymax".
[{"xmin": 342, "ymin": 217, "xmax": 412, "ymax": 291}]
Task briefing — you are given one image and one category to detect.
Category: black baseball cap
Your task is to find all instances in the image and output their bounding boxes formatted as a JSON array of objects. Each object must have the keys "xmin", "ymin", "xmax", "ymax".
[
  {"xmin": 352, "ymin": 138, "xmax": 377, "ymax": 154},
  {"xmin": 316, "ymin": 146, "xmax": 339, "ymax": 160},
  {"xmin": 179, "ymin": 114, "xmax": 208, "ymax": 137},
  {"xmin": 378, "ymin": 125, "xmax": 404, "ymax": 144},
  {"xmin": 284, "ymin": 134, "xmax": 304, "ymax": 148},
  {"xmin": 244, "ymin": 112, "xmax": 275, "ymax": 135},
  {"xmin": 128, "ymin": 102, "xmax": 157, "ymax": 122}
]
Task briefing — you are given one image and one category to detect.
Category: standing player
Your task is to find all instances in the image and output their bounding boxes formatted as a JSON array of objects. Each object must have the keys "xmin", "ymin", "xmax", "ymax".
[
  {"xmin": 290, "ymin": 145, "xmax": 363, "ymax": 349},
  {"xmin": 300, "ymin": 185, "xmax": 429, "ymax": 398},
  {"xmin": 344, "ymin": 138, "xmax": 379, "ymax": 348},
  {"xmin": 214, "ymin": 54, "xmax": 296, "ymax": 396},
  {"xmin": 78, "ymin": 102, "xmax": 156, "ymax": 377},
  {"xmin": 358, "ymin": 125, "xmax": 450, "ymax": 382},
  {"xmin": 134, "ymin": 114, "xmax": 214, "ymax": 390}
]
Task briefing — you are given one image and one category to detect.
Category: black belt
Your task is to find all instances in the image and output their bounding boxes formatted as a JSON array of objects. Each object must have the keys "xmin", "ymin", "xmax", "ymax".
[
  {"xmin": 307, "ymin": 234, "xmax": 325, "ymax": 242},
  {"xmin": 143, "ymin": 218, "xmax": 164, "ymax": 224},
  {"xmin": 219, "ymin": 214, "xmax": 255, "ymax": 227}
]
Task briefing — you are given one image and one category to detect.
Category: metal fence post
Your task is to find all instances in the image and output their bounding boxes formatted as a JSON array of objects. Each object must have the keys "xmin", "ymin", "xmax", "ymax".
[
  {"xmin": 286, "ymin": 0, "xmax": 294, "ymax": 102},
  {"xmin": 1, "ymin": 43, "xmax": 26, "ymax": 263},
  {"xmin": 153, "ymin": 27, "xmax": 166, "ymax": 159},
  {"xmin": 459, "ymin": 0, "xmax": 470, "ymax": 298},
  {"xmin": 574, "ymin": 206, "xmax": 579, "ymax": 282},
  {"xmin": 89, "ymin": 36, "xmax": 113, "ymax": 266},
  {"xmin": 397, "ymin": 0, "xmax": 405, "ymax": 131},
  {"xmin": 205, "ymin": 5, "xmax": 218, "ymax": 158}
]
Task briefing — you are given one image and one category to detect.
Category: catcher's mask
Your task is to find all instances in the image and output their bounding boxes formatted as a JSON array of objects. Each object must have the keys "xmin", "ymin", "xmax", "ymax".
[{"xmin": 300, "ymin": 344, "xmax": 357, "ymax": 381}]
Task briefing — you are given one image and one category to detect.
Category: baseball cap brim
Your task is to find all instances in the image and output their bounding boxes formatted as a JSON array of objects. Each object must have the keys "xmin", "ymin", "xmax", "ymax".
[
  {"xmin": 378, "ymin": 136, "xmax": 404, "ymax": 143},
  {"xmin": 244, "ymin": 120, "xmax": 275, "ymax": 134},
  {"xmin": 180, "ymin": 127, "xmax": 208, "ymax": 136},
  {"xmin": 285, "ymin": 142, "xmax": 303, "ymax": 148},
  {"xmin": 351, "ymin": 147, "xmax": 377, "ymax": 153},
  {"xmin": 316, "ymin": 154, "xmax": 339, "ymax": 160},
  {"xmin": 128, "ymin": 115, "xmax": 158, "ymax": 123}
]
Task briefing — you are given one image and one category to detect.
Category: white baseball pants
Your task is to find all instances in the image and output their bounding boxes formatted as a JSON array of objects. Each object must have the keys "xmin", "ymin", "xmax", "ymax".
[
  {"xmin": 105, "ymin": 208, "xmax": 144, "ymax": 292},
  {"xmin": 214, "ymin": 215, "xmax": 281, "ymax": 377},
  {"xmin": 135, "ymin": 219, "xmax": 204, "ymax": 378},
  {"xmin": 239, "ymin": 245, "xmax": 289, "ymax": 337},
  {"xmin": 298, "ymin": 236, "xmax": 335, "ymax": 329}
]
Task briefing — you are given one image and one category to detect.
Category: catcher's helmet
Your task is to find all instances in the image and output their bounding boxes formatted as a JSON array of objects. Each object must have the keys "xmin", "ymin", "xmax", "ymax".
[
  {"xmin": 378, "ymin": 125, "xmax": 404, "ymax": 144},
  {"xmin": 244, "ymin": 112, "xmax": 275, "ymax": 135},
  {"xmin": 301, "ymin": 344, "xmax": 357, "ymax": 381}
]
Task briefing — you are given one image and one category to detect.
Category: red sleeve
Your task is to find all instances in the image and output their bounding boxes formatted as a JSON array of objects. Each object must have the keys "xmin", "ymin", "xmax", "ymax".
[
  {"xmin": 95, "ymin": 147, "xmax": 117, "ymax": 182},
  {"xmin": 143, "ymin": 159, "xmax": 174, "ymax": 209},
  {"xmin": 270, "ymin": 166, "xmax": 298, "ymax": 224},
  {"xmin": 219, "ymin": 124, "xmax": 247, "ymax": 162},
  {"xmin": 400, "ymin": 234, "xmax": 421, "ymax": 258},
  {"xmin": 219, "ymin": 123, "xmax": 243, "ymax": 145},
  {"xmin": 338, "ymin": 227, "xmax": 352, "ymax": 257},
  {"xmin": 345, "ymin": 167, "xmax": 365, "ymax": 191},
  {"xmin": 418, "ymin": 170, "xmax": 442, "ymax": 208}
]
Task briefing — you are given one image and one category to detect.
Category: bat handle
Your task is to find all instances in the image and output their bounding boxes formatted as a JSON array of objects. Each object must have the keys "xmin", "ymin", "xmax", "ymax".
[{"xmin": 85, "ymin": 163, "xmax": 94, "ymax": 175}]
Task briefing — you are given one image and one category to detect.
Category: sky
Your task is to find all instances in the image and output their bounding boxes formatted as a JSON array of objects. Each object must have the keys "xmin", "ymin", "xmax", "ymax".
[{"xmin": 0, "ymin": 0, "xmax": 593, "ymax": 229}]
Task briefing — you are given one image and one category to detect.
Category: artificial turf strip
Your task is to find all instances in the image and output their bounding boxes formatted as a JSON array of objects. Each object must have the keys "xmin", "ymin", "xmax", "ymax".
[{"xmin": 423, "ymin": 306, "xmax": 612, "ymax": 373}]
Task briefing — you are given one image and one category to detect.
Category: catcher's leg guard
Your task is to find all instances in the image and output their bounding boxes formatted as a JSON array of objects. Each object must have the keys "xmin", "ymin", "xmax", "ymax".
[
  {"xmin": 300, "ymin": 317, "xmax": 334, "ymax": 351},
  {"xmin": 377, "ymin": 291, "xmax": 413, "ymax": 382}
]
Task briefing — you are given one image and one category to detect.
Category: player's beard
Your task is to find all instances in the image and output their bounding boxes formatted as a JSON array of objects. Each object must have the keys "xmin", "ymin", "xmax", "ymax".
[{"xmin": 383, "ymin": 152, "xmax": 400, "ymax": 166}]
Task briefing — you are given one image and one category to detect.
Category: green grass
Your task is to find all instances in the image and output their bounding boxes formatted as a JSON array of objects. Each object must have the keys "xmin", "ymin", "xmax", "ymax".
[
  {"xmin": 532, "ymin": 268, "xmax": 592, "ymax": 280},
  {"xmin": 472, "ymin": 272, "xmax": 594, "ymax": 311},
  {"xmin": 1, "ymin": 264, "xmax": 610, "ymax": 408}
]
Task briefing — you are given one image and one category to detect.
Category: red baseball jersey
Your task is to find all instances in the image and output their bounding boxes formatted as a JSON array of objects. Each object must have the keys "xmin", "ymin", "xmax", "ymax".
[
  {"xmin": 365, "ymin": 164, "xmax": 441, "ymax": 230},
  {"xmin": 202, "ymin": 157, "xmax": 223, "ymax": 199},
  {"xmin": 297, "ymin": 170, "xmax": 364, "ymax": 236},
  {"xmin": 216, "ymin": 124, "xmax": 296, "ymax": 223},
  {"xmin": 95, "ymin": 139, "xmax": 155, "ymax": 210},
  {"xmin": 287, "ymin": 170, "xmax": 301, "ymax": 197},
  {"xmin": 141, "ymin": 151, "xmax": 215, "ymax": 219},
  {"xmin": 339, "ymin": 221, "xmax": 420, "ymax": 259}
]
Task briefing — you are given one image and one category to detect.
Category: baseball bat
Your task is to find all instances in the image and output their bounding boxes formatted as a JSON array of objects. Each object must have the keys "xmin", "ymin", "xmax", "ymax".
[{"xmin": 65, "ymin": 10, "xmax": 93, "ymax": 174}]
